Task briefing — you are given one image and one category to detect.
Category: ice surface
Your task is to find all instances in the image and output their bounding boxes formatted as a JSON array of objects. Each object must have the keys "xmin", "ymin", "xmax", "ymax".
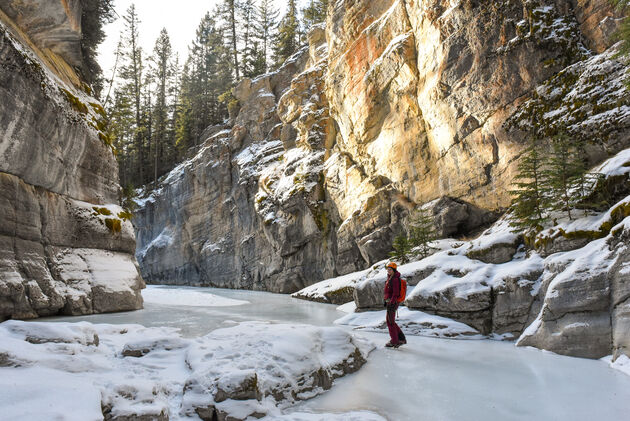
[
  {"xmin": 334, "ymin": 307, "xmax": 482, "ymax": 339},
  {"xmin": 3, "ymin": 287, "xmax": 630, "ymax": 420},
  {"xmin": 142, "ymin": 285, "xmax": 249, "ymax": 307}
]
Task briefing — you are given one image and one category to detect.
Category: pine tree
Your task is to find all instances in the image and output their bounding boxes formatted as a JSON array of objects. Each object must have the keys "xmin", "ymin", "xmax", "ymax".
[
  {"xmin": 174, "ymin": 12, "xmax": 231, "ymax": 155},
  {"xmin": 389, "ymin": 235, "xmax": 412, "ymax": 264},
  {"xmin": 149, "ymin": 28, "xmax": 174, "ymax": 187},
  {"xmin": 509, "ymin": 138, "xmax": 551, "ymax": 230},
  {"xmin": 118, "ymin": 4, "xmax": 146, "ymax": 186},
  {"xmin": 273, "ymin": 0, "xmax": 300, "ymax": 67},
  {"xmin": 79, "ymin": 0, "xmax": 115, "ymax": 95},
  {"xmin": 409, "ymin": 207, "xmax": 437, "ymax": 259},
  {"xmin": 220, "ymin": 0, "xmax": 240, "ymax": 80},
  {"xmin": 302, "ymin": 0, "xmax": 329, "ymax": 30},
  {"xmin": 238, "ymin": 0, "xmax": 256, "ymax": 77},
  {"xmin": 546, "ymin": 132, "xmax": 586, "ymax": 220},
  {"xmin": 254, "ymin": 0, "xmax": 279, "ymax": 73}
]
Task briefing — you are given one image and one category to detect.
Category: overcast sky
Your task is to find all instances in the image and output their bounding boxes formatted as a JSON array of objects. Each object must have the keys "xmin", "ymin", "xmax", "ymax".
[{"xmin": 97, "ymin": 0, "xmax": 307, "ymax": 81}]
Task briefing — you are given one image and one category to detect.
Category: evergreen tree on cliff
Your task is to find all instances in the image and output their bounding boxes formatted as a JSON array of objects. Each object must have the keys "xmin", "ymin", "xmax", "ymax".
[
  {"xmin": 273, "ymin": 0, "xmax": 300, "ymax": 67},
  {"xmin": 509, "ymin": 138, "xmax": 550, "ymax": 230},
  {"xmin": 390, "ymin": 235, "xmax": 412, "ymax": 264},
  {"xmin": 302, "ymin": 0, "xmax": 329, "ymax": 29},
  {"xmin": 254, "ymin": 0, "xmax": 279, "ymax": 73},
  {"xmin": 118, "ymin": 4, "xmax": 146, "ymax": 185},
  {"xmin": 238, "ymin": 0, "xmax": 257, "ymax": 77},
  {"xmin": 220, "ymin": 0, "xmax": 240, "ymax": 80},
  {"xmin": 175, "ymin": 13, "xmax": 230, "ymax": 155},
  {"xmin": 79, "ymin": 0, "xmax": 115, "ymax": 95},
  {"xmin": 149, "ymin": 28, "xmax": 176, "ymax": 187},
  {"xmin": 409, "ymin": 207, "xmax": 437, "ymax": 259},
  {"xmin": 545, "ymin": 132, "xmax": 586, "ymax": 220},
  {"xmin": 611, "ymin": 1, "xmax": 630, "ymax": 59}
]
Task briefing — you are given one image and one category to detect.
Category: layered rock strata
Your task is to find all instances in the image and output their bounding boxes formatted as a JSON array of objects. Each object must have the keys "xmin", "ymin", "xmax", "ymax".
[
  {"xmin": 136, "ymin": 0, "xmax": 629, "ymax": 297},
  {"xmin": 0, "ymin": 5, "xmax": 143, "ymax": 320}
]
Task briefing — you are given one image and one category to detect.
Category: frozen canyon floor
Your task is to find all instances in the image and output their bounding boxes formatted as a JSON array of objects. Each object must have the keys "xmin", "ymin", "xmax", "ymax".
[{"xmin": 1, "ymin": 285, "xmax": 630, "ymax": 421}]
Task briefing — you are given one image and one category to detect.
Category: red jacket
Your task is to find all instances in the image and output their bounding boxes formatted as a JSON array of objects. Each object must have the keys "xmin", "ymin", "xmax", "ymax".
[{"xmin": 384, "ymin": 271, "xmax": 401, "ymax": 304}]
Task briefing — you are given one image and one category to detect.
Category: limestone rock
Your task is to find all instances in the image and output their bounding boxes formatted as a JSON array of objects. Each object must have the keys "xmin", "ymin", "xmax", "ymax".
[
  {"xmin": 607, "ymin": 222, "xmax": 630, "ymax": 361},
  {"xmin": 135, "ymin": 0, "xmax": 630, "ymax": 301},
  {"xmin": 405, "ymin": 284, "xmax": 492, "ymax": 335},
  {"xmin": 517, "ymin": 240, "xmax": 614, "ymax": 358},
  {"xmin": 424, "ymin": 196, "xmax": 498, "ymax": 238},
  {"xmin": 491, "ymin": 272, "xmax": 541, "ymax": 336},
  {"xmin": 0, "ymin": 8, "xmax": 143, "ymax": 320},
  {"xmin": 353, "ymin": 277, "xmax": 387, "ymax": 312},
  {"xmin": 0, "ymin": 0, "xmax": 83, "ymax": 67}
]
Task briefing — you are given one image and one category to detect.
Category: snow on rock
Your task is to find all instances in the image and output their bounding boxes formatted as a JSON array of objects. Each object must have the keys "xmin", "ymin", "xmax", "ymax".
[
  {"xmin": 593, "ymin": 147, "xmax": 630, "ymax": 177},
  {"xmin": 603, "ymin": 354, "xmax": 630, "ymax": 377},
  {"xmin": 182, "ymin": 322, "xmax": 373, "ymax": 419},
  {"xmin": 142, "ymin": 285, "xmax": 249, "ymax": 307},
  {"xmin": 292, "ymin": 267, "xmax": 372, "ymax": 304},
  {"xmin": 334, "ymin": 307, "xmax": 483, "ymax": 339},
  {"xmin": 0, "ymin": 320, "xmax": 374, "ymax": 421},
  {"xmin": 464, "ymin": 217, "xmax": 521, "ymax": 264},
  {"xmin": 48, "ymin": 247, "xmax": 144, "ymax": 315},
  {"xmin": 0, "ymin": 367, "xmax": 104, "ymax": 421}
]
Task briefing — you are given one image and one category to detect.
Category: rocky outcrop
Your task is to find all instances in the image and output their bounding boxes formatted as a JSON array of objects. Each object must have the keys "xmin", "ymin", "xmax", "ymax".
[
  {"xmin": 0, "ymin": 5, "xmax": 143, "ymax": 320},
  {"xmin": 0, "ymin": 0, "xmax": 82, "ymax": 68},
  {"xmin": 136, "ymin": 1, "xmax": 629, "ymax": 297}
]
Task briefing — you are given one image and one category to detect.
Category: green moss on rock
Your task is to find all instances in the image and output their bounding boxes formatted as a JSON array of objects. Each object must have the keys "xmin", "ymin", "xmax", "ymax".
[
  {"xmin": 104, "ymin": 218, "xmax": 122, "ymax": 233},
  {"xmin": 92, "ymin": 206, "xmax": 112, "ymax": 216}
]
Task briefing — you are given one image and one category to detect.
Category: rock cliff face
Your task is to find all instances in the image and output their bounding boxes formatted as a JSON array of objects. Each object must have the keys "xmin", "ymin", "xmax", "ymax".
[
  {"xmin": 137, "ymin": 0, "xmax": 629, "ymax": 295},
  {"xmin": 0, "ymin": 3, "xmax": 144, "ymax": 320}
]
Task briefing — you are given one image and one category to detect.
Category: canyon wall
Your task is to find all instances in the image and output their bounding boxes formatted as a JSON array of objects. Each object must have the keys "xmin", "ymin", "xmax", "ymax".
[
  {"xmin": 0, "ymin": 1, "xmax": 143, "ymax": 320},
  {"xmin": 136, "ymin": 0, "xmax": 629, "ymax": 293}
]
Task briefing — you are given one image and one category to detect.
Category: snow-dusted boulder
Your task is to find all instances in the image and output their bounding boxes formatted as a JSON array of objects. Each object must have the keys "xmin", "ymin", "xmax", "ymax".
[
  {"xmin": 517, "ymin": 236, "xmax": 617, "ymax": 358},
  {"xmin": 424, "ymin": 196, "xmax": 498, "ymax": 239},
  {"xmin": 0, "ymin": 320, "xmax": 374, "ymax": 421},
  {"xmin": 183, "ymin": 322, "xmax": 372, "ymax": 420}
]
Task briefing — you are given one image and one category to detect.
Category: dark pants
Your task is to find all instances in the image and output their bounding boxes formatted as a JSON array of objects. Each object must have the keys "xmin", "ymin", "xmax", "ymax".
[{"xmin": 386, "ymin": 303, "xmax": 406, "ymax": 345}]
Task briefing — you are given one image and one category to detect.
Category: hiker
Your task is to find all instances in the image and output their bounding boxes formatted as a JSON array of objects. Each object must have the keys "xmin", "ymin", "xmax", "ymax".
[{"xmin": 384, "ymin": 262, "xmax": 407, "ymax": 348}]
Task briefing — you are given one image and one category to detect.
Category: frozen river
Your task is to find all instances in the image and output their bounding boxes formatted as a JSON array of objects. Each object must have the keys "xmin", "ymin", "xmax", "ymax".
[{"xmin": 47, "ymin": 285, "xmax": 630, "ymax": 421}]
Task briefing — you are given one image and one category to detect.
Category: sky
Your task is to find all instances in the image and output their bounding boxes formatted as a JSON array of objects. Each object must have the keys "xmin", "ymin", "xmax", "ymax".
[{"xmin": 97, "ymin": 0, "xmax": 307, "ymax": 82}]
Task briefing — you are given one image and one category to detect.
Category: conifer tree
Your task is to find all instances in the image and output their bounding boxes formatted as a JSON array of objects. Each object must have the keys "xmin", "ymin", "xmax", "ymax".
[
  {"xmin": 118, "ymin": 4, "xmax": 146, "ymax": 185},
  {"xmin": 509, "ymin": 138, "xmax": 551, "ymax": 230},
  {"xmin": 220, "ymin": 0, "xmax": 240, "ymax": 80},
  {"xmin": 273, "ymin": 0, "xmax": 300, "ymax": 67},
  {"xmin": 389, "ymin": 235, "xmax": 412, "ymax": 264},
  {"xmin": 149, "ymin": 28, "xmax": 174, "ymax": 187},
  {"xmin": 80, "ymin": 0, "xmax": 115, "ymax": 95},
  {"xmin": 409, "ymin": 207, "xmax": 437, "ymax": 259},
  {"xmin": 546, "ymin": 132, "xmax": 586, "ymax": 220},
  {"xmin": 302, "ymin": 0, "xmax": 329, "ymax": 30},
  {"xmin": 175, "ymin": 13, "xmax": 229, "ymax": 153},
  {"xmin": 239, "ymin": 0, "xmax": 256, "ymax": 77},
  {"xmin": 254, "ymin": 0, "xmax": 279, "ymax": 73}
]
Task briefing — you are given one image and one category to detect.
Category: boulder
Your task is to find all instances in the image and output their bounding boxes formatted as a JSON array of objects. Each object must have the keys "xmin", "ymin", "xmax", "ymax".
[
  {"xmin": 492, "ymin": 273, "xmax": 541, "ymax": 336},
  {"xmin": 424, "ymin": 197, "xmax": 498, "ymax": 238}
]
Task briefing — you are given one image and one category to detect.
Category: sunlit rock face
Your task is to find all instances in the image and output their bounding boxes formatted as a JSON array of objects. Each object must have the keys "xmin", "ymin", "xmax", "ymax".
[
  {"xmin": 326, "ymin": 0, "xmax": 629, "ymax": 211},
  {"xmin": 0, "ymin": 6, "xmax": 143, "ymax": 320},
  {"xmin": 136, "ymin": 1, "xmax": 629, "ymax": 294}
]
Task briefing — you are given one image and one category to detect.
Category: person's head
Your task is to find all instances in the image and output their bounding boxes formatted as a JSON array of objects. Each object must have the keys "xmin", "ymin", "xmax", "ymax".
[{"xmin": 386, "ymin": 262, "xmax": 397, "ymax": 275}]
